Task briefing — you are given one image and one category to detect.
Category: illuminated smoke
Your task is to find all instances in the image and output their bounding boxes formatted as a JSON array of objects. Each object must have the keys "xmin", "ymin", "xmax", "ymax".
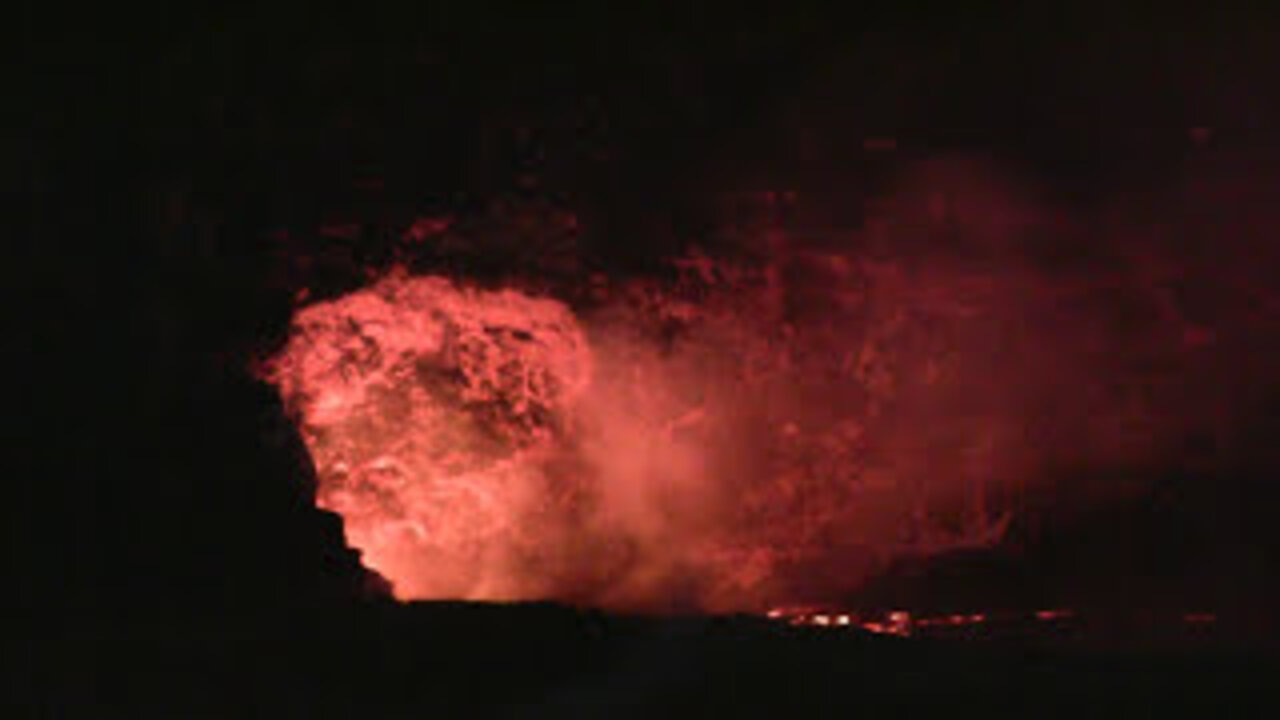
[
  {"xmin": 261, "ymin": 154, "xmax": 1280, "ymax": 612},
  {"xmin": 257, "ymin": 255, "xmax": 1059, "ymax": 610}
]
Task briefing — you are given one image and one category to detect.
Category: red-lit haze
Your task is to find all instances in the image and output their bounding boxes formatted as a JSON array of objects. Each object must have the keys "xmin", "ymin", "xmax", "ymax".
[{"xmin": 262, "ymin": 156, "xmax": 1280, "ymax": 612}]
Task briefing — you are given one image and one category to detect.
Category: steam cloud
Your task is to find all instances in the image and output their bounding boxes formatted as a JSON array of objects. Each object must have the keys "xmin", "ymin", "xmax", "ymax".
[{"xmin": 262, "ymin": 152, "xmax": 1280, "ymax": 612}]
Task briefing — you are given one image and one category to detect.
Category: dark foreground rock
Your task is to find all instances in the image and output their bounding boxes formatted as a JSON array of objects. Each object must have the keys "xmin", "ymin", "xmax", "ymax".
[{"xmin": 29, "ymin": 602, "xmax": 1277, "ymax": 718}]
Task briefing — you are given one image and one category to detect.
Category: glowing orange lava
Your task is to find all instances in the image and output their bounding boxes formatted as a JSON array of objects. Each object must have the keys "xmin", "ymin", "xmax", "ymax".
[{"xmin": 264, "ymin": 270, "xmax": 593, "ymax": 600}]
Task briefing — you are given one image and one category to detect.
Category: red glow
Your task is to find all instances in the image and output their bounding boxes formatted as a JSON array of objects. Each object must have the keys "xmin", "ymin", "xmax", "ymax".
[
  {"xmin": 261, "ymin": 164, "xmax": 1262, "ymax": 611},
  {"xmin": 403, "ymin": 216, "xmax": 454, "ymax": 244},
  {"xmin": 264, "ymin": 258, "xmax": 1037, "ymax": 609},
  {"xmin": 265, "ymin": 271, "xmax": 593, "ymax": 600},
  {"xmin": 762, "ymin": 606, "xmax": 1232, "ymax": 642},
  {"xmin": 1035, "ymin": 609, "xmax": 1074, "ymax": 621}
]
